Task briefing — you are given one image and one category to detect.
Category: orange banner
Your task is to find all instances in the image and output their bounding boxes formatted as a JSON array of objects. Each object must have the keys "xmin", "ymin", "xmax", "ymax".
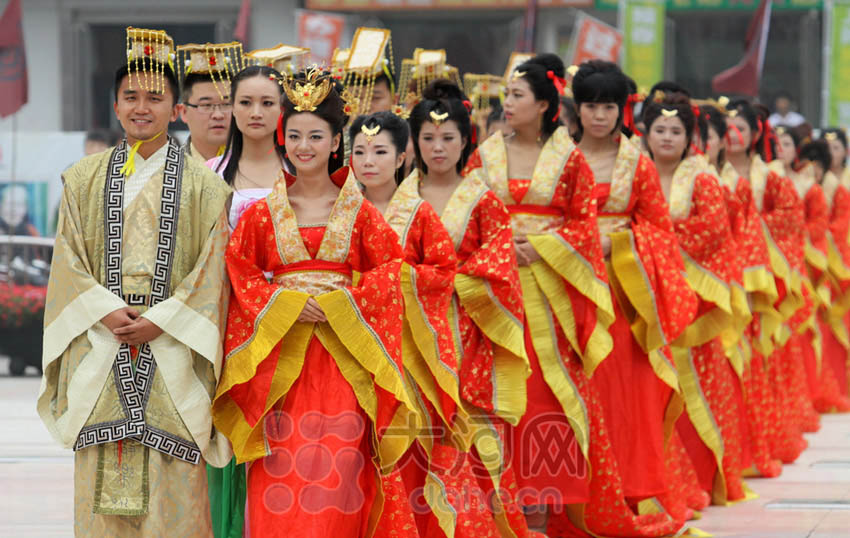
[
  {"xmin": 568, "ymin": 13, "xmax": 623, "ymax": 65},
  {"xmin": 297, "ymin": 10, "xmax": 346, "ymax": 65}
]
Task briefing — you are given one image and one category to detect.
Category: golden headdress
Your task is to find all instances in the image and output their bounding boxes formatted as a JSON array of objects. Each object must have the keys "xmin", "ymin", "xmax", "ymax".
[
  {"xmin": 245, "ymin": 44, "xmax": 310, "ymax": 76},
  {"xmin": 398, "ymin": 48, "xmax": 462, "ymax": 105},
  {"xmin": 177, "ymin": 42, "xmax": 244, "ymax": 99},
  {"xmin": 463, "ymin": 73, "xmax": 505, "ymax": 114},
  {"xmin": 125, "ymin": 27, "xmax": 176, "ymax": 93},
  {"xmin": 340, "ymin": 28, "xmax": 395, "ymax": 118},
  {"xmin": 282, "ymin": 67, "xmax": 358, "ymax": 116}
]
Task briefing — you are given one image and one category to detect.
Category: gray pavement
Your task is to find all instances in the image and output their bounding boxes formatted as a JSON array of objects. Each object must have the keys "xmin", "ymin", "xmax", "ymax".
[{"xmin": 2, "ymin": 366, "xmax": 850, "ymax": 537}]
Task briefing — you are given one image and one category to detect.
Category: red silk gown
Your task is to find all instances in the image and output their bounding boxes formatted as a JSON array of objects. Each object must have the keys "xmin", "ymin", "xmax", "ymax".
[
  {"xmin": 213, "ymin": 173, "xmax": 419, "ymax": 537},
  {"xmin": 666, "ymin": 156, "xmax": 750, "ymax": 505},
  {"xmin": 469, "ymin": 129, "xmax": 687, "ymax": 537}
]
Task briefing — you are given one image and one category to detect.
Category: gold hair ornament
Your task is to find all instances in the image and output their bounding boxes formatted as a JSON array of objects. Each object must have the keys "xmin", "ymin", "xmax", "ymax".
[
  {"xmin": 661, "ymin": 109, "xmax": 679, "ymax": 118},
  {"xmin": 718, "ymin": 96, "xmax": 730, "ymax": 108},
  {"xmin": 282, "ymin": 67, "xmax": 333, "ymax": 112},
  {"xmin": 361, "ymin": 123, "xmax": 381, "ymax": 143},
  {"xmin": 728, "ymin": 109, "xmax": 739, "ymax": 118},
  {"xmin": 567, "ymin": 65, "xmax": 579, "ymax": 77},
  {"xmin": 825, "ymin": 132, "xmax": 838, "ymax": 141},
  {"xmin": 429, "ymin": 110, "xmax": 449, "ymax": 126},
  {"xmin": 511, "ymin": 70, "xmax": 526, "ymax": 83},
  {"xmin": 775, "ymin": 126, "xmax": 788, "ymax": 136}
]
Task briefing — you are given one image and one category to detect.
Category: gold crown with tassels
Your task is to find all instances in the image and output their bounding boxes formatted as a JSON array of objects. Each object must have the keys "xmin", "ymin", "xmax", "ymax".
[
  {"xmin": 125, "ymin": 27, "xmax": 176, "ymax": 93},
  {"xmin": 176, "ymin": 42, "xmax": 244, "ymax": 99}
]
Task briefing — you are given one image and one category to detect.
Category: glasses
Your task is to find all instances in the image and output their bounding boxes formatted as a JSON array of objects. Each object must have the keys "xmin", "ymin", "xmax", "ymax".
[{"xmin": 185, "ymin": 102, "xmax": 232, "ymax": 115}]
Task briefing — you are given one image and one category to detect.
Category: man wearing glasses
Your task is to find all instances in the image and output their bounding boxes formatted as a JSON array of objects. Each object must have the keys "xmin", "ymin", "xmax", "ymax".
[{"xmin": 178, "ymin": 44, "xmax": 237, "ymax": 161}]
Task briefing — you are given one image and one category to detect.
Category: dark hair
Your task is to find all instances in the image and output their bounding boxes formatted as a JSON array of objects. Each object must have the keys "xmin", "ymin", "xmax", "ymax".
[
  {"xmin": 775, "ymin": 124, "xmax": 802, "ymax": 150},
  {"xmin": 114, "ymin": 60, "xmax": 179, "ymax": 105},
  {"xmin": 408, "ymin": 79, "xmax": 475, "ymax": 175},
  {"xmin": 280, "ymin": 69, "xmax": 348, "ymax": 175},
  {"xmin": 217, "ymin": 65, "xmax": 286, "ymax": 185},
  {"xmin": 514, "ymin": 53, "xmax": 565, "ymax": 138},
  {"xmin": 822, "ymin": 127, "xmax": 848, "ymax": 167},
  {"xmin": 799, "ymin": 139, "xmax": 832, "ymax": 174},
  {"xmin": 643, "ymin": 93, "xmax": 696, "ymax": 160},
  {"xmin": 181, "ymin": 72, "xmax": 222, "ymax": 103},
  {"xmin": 373, "ymin": 72, "xmax": 395, "ymax": 95},
  {"xmin": 701, "ymin": 105, "xmax": 727, "ymax": 164},
  {"xmin": 559, "ymin": 96, "xmax": 578, "ymax": 130},
  {"xmin": 640, "ymin": 81, "xmax": 690, "ymax": 123},
  {"xmin": 349, "ymin": 111, "xmax": 410, "ymax": 184},
  {"xmin": 773, "ymin": 90, "xmax": 792, "ymax": 103},
  {"xmin": 486, "ymin": 104, "xmax": 505, "ymax": 130},
  {"xmin": 571, "ymin": 60, "xmax": 630, "ymax": 139}
]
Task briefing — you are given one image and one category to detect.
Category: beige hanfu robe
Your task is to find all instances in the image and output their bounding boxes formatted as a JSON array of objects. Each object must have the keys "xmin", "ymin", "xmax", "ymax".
[{"xmin": 37, "ymin": 137, "xmax": 232, "ymax": 536}]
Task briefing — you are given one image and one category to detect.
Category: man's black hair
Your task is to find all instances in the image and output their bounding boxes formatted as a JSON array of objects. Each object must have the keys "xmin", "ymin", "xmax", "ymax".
[
  {"xmin": 113, "ymin": 59, "xmax": 180, "ymax": 105},
  {"xmin": 181, "ymin": 72, "xmax": 222, "ymax": 103}
]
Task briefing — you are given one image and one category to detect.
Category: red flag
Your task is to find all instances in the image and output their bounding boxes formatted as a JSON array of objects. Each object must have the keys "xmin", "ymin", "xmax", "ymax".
[
  {"xmin": 234, "ymin": 0, "xmax": 252, "ymax": 45},
  {"xmin": 711, "ymin": 0, "xmax": 772, "ymax": 97},
  {"xmin": 0, "ymin": 0, "xmax": 27, "ymax": 117}
]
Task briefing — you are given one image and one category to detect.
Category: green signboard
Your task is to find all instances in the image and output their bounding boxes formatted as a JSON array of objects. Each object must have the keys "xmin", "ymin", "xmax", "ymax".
[
  {"xmin": 621, "ymin": 0, "xmax": 666, "ymax": 90},
  {"xmin": 597, "ymin": 0, "xmax": 821, "ymax": 9},
  {"xmin": 826, "ymin": 0, "xmax": 850, "ymax": 126}
]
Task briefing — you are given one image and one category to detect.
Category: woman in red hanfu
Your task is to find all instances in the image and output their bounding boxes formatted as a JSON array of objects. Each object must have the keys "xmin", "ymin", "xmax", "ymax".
[
  {"xmin": 703, "ymin": 104, "xmax": 783, "ymax": 479},
  {"xmin": 573, "ymin": 61, "xmax": 699, "ymax": 517},
  {"xmin": 796, "ymin": 140, "xmax": 850, "ymax": 413},
  {"xmin": 348, "ymin": 110, "xmax": 479, "ymax": 538},
  {"xmin": 466, "ymin": 55, "xmax": 684, "ymax": 538},
  {"xmin": 724, "ymin": 99, "xmax": 809, "ymax": 464},
  {"xmin": 819, "ymin": 129, "xmax": 850, "ymax": 406},
  {"xmin": 644, "ymin": 93, "xmax": 751, "ymax": 506},
  {"xmin": 212, "ymin": 69, "xmax": 419, "ymax": 537},
  {"xmin": 401, "ymin": 79, "xmax": 535, "ymax": 537}
]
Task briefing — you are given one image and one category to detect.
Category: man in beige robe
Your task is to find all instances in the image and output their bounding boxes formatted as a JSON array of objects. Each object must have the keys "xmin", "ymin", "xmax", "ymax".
[{"xmin": 38, "ymin": 29, "xmax": 231, "ymax": 536}]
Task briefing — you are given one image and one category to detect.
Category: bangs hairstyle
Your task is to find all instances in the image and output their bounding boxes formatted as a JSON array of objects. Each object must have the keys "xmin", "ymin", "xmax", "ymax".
[
  {"xmin": 114, "ymin": 60, "xmax": 180, "ymax": 105},
  {"xmin": 514, "ymin": 53, "xmax": 566, "ymax": 138},
  {"xmin": 571, "ymin": 60, "xmax": 630, "ymax": 139},
  {"xmin": 642, "ymin": 92, "xmax": 696, "ymax": 160},
  {"xmin": 217, "ymin": 65, "xmax": 286, "ymax": 185},
  {"xmin": 408, "ymin": 79, "xmax": 476, "ymax": 175},
  {"xmin": 281, "ymin": 68, "xmax": 349, "ymax": 175},
  {"xmin": 799, "ymin": 139, "xmax": 832, "ymax": 173},
  {"xmin": 349, "ymin": 111, "xmax": 410, "ymax": 185}
]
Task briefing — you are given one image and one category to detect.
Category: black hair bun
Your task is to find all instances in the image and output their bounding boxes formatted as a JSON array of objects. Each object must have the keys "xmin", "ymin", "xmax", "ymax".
[
  {"xmin": 524, "ymin": 53, "xmax": 565, "ymax": 79},
  {"xmin": 423, "ymin": 79, "xmax": 465, "ymax": 102},
  {"xmin": 662, "ymin": 92, "xmax": 691, "ymax": 107}
]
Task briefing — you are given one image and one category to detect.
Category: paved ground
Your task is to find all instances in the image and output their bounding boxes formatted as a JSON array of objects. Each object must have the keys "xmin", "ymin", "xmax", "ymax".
[{"xmin": 2, "ymin": 363, "xmax": 850, "ymax": 537}]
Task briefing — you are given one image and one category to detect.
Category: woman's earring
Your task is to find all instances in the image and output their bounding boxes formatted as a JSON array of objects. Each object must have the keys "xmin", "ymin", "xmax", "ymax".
[{"xmin": 332, "ymin": 152, "xmax": 338, "ymax": 159}]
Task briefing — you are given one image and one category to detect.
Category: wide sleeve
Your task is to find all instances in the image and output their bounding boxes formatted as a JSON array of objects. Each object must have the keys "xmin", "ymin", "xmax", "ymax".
[
  {"xmin": 762, "ymin": 173, "xmax": 807, "ymax": 326},
  {"xmin": 674, "ymin": 173, "xmax": 749, "ymax": 349},
  {"xmin": 399, "ymin": 203, "xmax": 461, "ymax": 428},
  {"xmin": 610, "ymin": 156, "xmax": 698, "ymax": 352},
  {"xmin": 38, "ymin": 180, "xmax": 128, "ymax": 448},
  {"xmin": 314, "ymin": 203, "xmax": 416, "ymax": 468},
  {"xmin": 454, "ymin": 191, "xmax": 529, "ymax": 423},
  {"xmin": 526, "ymin": 150, "xmax": 614, "ymax": 374},
  {"xmin": 212, "ymin": 201, "xmax": 311, "ymax": 463}
]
